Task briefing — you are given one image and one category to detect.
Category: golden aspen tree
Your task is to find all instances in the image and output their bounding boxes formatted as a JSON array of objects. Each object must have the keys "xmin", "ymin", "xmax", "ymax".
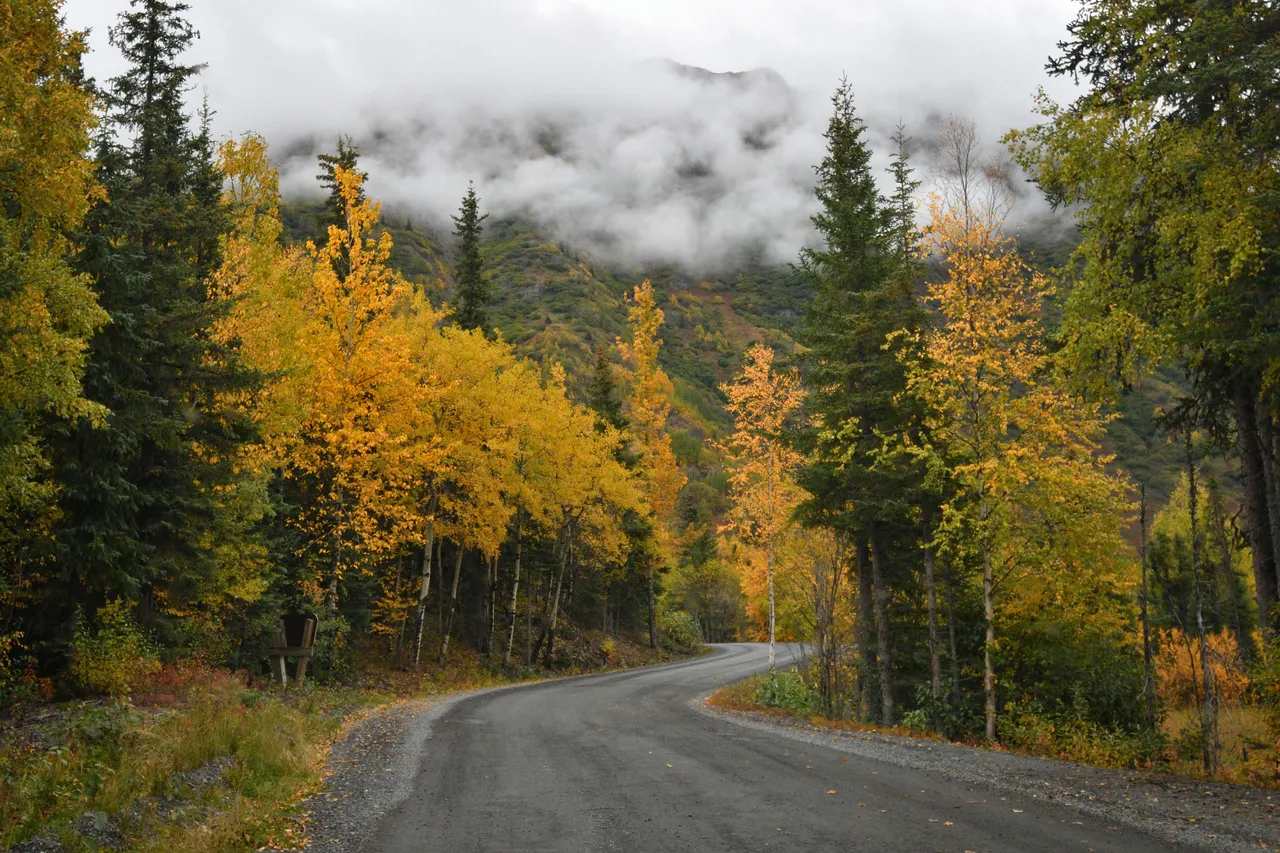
[
  {"xmin": 907, "ymin": 192, "xmax": 1132, "ymax": 742},
  {"xmin": 0, "ymin": 0, "xmax": 107, "ymax": 604},
  {"xmin": 720, "ymin": 344, "xmax": 806, "ymax": 668},
  {"xmin": 618, "ymin": 280, "xmax": 686, "ymax": 647},
  {"xmin": 530, "ymin": 366, "xmax": 640, "ymax": 665},
  {"xmin": 403, "ymin": 325, "xmax": 519, "ymax": 664},
  {"xmin": 290, "ymin": 168, "xmax": 441, "ymax": 612}
]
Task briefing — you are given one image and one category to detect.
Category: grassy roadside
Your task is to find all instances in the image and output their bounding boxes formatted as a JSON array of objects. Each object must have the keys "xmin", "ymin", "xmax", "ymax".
[
  {"xmin": 0, "ymin": 635, "xmax": 690, "ymax": 852},
  {"xmin": 708, "ymin": 669, "xmax": 1280, "ymax": 789}
]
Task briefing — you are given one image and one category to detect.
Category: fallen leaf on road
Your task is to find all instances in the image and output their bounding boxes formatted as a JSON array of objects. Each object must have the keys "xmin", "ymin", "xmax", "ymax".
[
  {"xmin": 827, "ymin": 790, "xmax": 837, "ymax": 795},
  {"xmin": 1012, "ymin": 809, "xmax": 1023, "ymax": 814}
]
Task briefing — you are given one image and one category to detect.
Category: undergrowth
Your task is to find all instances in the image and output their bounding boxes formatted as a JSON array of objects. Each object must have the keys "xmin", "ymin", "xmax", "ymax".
[
  {"xmin": 1, "ymin": 632, "xmax": 693, "ymax": 851},
  {"xmin": 0, "ymin": 661, "xmax": 377, "ymax": 851},
  {"xmin": 708, "ymin": 664, "xmax": 1280, "ymax": 789}
]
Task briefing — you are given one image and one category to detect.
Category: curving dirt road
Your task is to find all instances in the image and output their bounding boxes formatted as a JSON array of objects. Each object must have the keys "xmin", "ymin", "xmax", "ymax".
[{"xmin": 367, "ymin": 644, "xmax": 1229, "ymax": 852}]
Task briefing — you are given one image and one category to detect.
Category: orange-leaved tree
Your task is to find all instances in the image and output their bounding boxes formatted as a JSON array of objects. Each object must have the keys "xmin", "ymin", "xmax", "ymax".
[{"xmin": 720, "ymin": 343, "xmax": 806, "ymax": 668}]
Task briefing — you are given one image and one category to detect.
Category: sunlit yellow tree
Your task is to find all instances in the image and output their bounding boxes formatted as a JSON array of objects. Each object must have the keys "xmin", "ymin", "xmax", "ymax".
[
  {"xmin": 290, "ymin": 169, "xmax": 442, "ymax": 612},
  {"xmin": 721, "ymin": 344, "xmax": 806, "ymax": 667},
  {"xmin": 907, "ymin": 194, "xmax": 1133, "ymax": 742},
  {"xmin": 618, "ymin": 280, "xmax": 685, "ymax": 647},
  {"xmin": 0, "ymin": 0, "xmax": 107, "ymax": 612}
]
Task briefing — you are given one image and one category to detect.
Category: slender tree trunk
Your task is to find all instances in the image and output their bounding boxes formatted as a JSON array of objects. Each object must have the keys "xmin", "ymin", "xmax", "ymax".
[
  {"xmin": 1235, "ymin": 382, "xmax": 1279, "ymax": 636},
  {"xmin": 412, "ymin": 515, "xmax": 436, "ymax": 669},
  {"xmin": 484, "ymin": 555, "xmax": 498, "ymax": 656},
  {"xmin": 327, "ymin": 487, "xmax": 345, "ymax": 615},
  {"xmin": 504, "ymin": 516, "xmax": 523, "ymax": 666},
  {"xmin": 922, "ymin": 510, "xmax": 942, "ymax": 707},
  {"xmin": 525, "ymin": 572, "xmax": 536, "ymax": 666},
  {"xmin": 647, "ymin": 566, "xmax": 658, "ymax": 649},
  {"xmin": 1139, "ymin": 482, "xmax": 1156, "ymax": 729},
  {"xmin": 869, "ymin": 524, "xmax": 895, "ymax": 727},
  {"xmin": 945, "ymin": 563, "xmax": 961, "ymax": 704},
  {"xmin": 436, "ymin": 537, "xmax": 445, "ymax": 633},
  {"xmin": 438, "ymin": 545, "xmax": 464, "ymax": 663},
  {"xmin": 767, "ymin": 543, "xmax": 776, "ymax": 669},
  {"xmin": 393, "ymin": 556, "xmax": 404, "ymax": 658},
  {"xmin": 812, "ymin": 551, "xmax": 828, "ymax": 709},
  {"xmin": 1188, "ymin": 437, "xmax": 1217, "ymax": 775},
  {"xmin": 982, "ymin": 540, "xmax": 996, "ymax": 743},
  {"xmin": 543, "ymin": 537, "xmax": 573, "ymax": 668},
  {"xmin": 826, "ymin": 540, "xmax": 843, "ymax": 716},
  {"xmin": 855, "ymin": 538, "xmax": 875, "ymax": 721},
  {"xmin": 1257, "ymin": 396, "xmax": 1280, "ymax": 625}
]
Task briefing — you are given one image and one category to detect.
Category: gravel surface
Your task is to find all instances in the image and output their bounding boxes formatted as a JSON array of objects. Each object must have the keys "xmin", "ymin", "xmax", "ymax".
[
  {"xmin": 299, "ymin": 690, "xmax": 490, "ymax": 852},
  {"xmin": 698, "ymin": 700, "xmax": 1278, "ymax": 851}
]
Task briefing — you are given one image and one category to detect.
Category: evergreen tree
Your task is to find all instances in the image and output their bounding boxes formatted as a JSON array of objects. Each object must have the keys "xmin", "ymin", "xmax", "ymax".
[
  {"xmin": 795, "ymin": 79, "xmax": 925, "ymax": 725},
  {"xmin": 1010, "ymin": 0, "xmax": 1280, "ymax": 634},
  {"xmin": 316, "ymin": 135, "xmax": 365, "ymax": 233},
  {"xmin": 587, "ymin": 345, "xmax": 626, "ymax": 434},
  {"xmin": 48, "ymin": 0, "xmax": 257, "ymax": 646},
  {"xmin": 451, "ymin": 182, "xmax": 490, "ymax": 333}
]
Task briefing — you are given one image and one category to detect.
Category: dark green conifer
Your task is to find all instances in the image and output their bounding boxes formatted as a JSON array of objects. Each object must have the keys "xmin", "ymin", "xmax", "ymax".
[
  {"xmin": 587, "ymin": 345, "xmax": 627, "ymax": 434},
  {"xmin": 795, "ymin": 79, "xmax": 926, "ymax": 726},
  {"xmin": 316, "ymin": 134, "xmax": 365, "ymax": 234},
  {"xmin": 451, "ymin": 182, "xmax": 490, "ymax": 332},
  {"xmin": 49, "ymin": 0, "xmax": 258, "ymax": 644}
]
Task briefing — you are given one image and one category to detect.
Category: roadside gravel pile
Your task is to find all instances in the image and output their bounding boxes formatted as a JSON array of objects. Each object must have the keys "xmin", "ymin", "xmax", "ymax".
[{"xmin": 700, "ymin": 701, "xmax": 1277, "ymax": 852}]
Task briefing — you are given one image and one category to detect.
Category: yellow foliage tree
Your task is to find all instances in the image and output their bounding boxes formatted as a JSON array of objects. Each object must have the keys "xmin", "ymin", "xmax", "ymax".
[
  {"xmin": 618, "ymin": 280, "xmax": 685, "ymax": 647},
  {"xmin": 0, "ymin": 0, "xmax": 107, "ymax": 608},
  {"xmin": 720, "ymin": 344, "xmax": 806, "ymax": 667},
  {"xmin": 908, "ymin": 193, "xmax": 1134, "ymax": 742}
]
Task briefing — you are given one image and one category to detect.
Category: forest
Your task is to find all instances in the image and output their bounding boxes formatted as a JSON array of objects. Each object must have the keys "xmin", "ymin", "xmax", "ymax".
[{"xmin": 1, "ymin": 1, "xmax": 1280, "ymax": 847}]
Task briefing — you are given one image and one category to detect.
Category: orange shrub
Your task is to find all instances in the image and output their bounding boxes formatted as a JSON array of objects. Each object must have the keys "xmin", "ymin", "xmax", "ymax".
[{"xmin": 1155, "ymin": 628, "xmax": 1249, "ymax": 707}]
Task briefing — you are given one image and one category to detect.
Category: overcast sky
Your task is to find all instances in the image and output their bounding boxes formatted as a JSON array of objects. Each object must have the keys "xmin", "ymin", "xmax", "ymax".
[{"xmin": 62, "ymin": 0, "xmax": 1083, "ymax": 268}]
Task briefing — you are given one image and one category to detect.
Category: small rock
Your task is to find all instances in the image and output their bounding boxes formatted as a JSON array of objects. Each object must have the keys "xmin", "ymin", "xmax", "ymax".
[
  {"xmin": 168, "ymin": 756, "xmax": 234, "ymax": 797},
  {"xmin": 75, "ymin": 811, "xmax": 125, "ymax": 850},
  {"xmin": 5, "ymin": 836, "xmax": 65, "ymax": 853}
]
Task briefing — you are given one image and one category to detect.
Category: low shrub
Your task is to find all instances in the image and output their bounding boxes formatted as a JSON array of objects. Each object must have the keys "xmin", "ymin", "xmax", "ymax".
[
  {"xmin": 753, "ymin": 668, "xmax": 823, "ymax": 715},
  {"xmin": 70, "ymin": 600, "xmax": 159, "ymax": 697},
  {"xmin": 0, "ymin": 632, "xmax": 49, "ymax": 709},
  {"xmin": 1156, "ymin": 628, "xmax": 1250, "ymax": 706},
  {"xmin": 657, "ymin": 608, "xmax": 702, "ymax": 651},
  {"xmin": 999, "ymin": 694, "xmax": 1162, "ymax": 770}
]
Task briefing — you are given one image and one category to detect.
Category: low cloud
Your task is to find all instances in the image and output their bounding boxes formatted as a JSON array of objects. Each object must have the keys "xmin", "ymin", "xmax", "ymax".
[{"xmin": 66, "ymin": 0, "xmax": 1081, "ymax": 270}]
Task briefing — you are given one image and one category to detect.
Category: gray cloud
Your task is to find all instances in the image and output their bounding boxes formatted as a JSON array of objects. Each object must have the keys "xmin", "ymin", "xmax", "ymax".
[{"xmin": 65, "ymin": 0, "xmax": 1081, "ymax": 269}]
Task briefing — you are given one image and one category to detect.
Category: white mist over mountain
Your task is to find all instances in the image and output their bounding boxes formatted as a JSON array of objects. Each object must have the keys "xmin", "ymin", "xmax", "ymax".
[{"xmin": 65, "ymin": 0, "xmax": 1080, "ymax": 269}]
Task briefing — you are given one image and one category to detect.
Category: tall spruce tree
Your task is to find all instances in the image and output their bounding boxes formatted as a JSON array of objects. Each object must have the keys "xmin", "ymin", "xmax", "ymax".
[
  {"xmin": 451, "ymin": 182, "xmax": 490, "ymax": 333},
  {"xmin": 316, "ymin": 135, "xmax": 365, "ymax": 235},
  {"xmin": 48, "ymin": 0, "xmax": 257, "ymax": 646},
  {"xmin": 587, "ymin": 345, "xmax": 627, "ymax": 435},
  {"xmin": 795, "ymin": 79, "xmax": 925, "ymax": 725}
]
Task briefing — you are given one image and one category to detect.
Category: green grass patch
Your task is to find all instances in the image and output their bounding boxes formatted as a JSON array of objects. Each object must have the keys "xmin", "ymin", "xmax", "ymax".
[{"xmin": 0, "ymin": 663, "xmax": 377, "ymax": 852}]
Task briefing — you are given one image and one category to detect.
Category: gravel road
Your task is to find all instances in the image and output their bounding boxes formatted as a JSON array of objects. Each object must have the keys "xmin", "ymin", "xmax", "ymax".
[{"xmin": 304, "ymin": 644, "xmax": 1276, "ymax": 852}]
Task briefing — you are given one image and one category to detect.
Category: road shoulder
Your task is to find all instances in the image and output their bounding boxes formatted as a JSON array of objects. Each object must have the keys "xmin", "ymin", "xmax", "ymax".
[{"xmin": 695, "ymin": 698, "xmax": 1278, "ymax": 852}]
